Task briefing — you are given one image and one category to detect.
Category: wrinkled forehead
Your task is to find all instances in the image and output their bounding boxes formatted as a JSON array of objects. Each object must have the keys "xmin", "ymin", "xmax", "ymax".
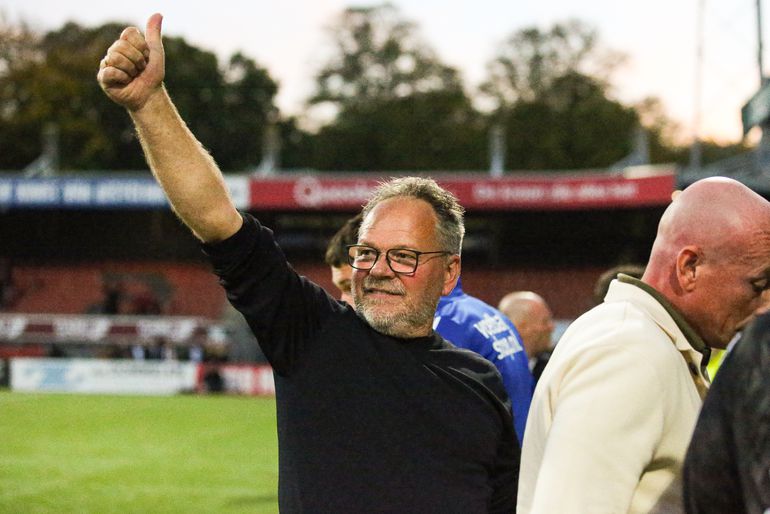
[
  {"xmin": 724, "ymin": 223, "xmax": 770, "ymax": 265},
  {"xmin": 724, "ymin": 197, "xmax": 770, "ymax": 275},
  {"xmin": 359, "ymin": 197, "xmax": 439, "ymax": 248},
  {"xmin": 745, "ymin": 245, "xmax": 770, "ymax": 279}
]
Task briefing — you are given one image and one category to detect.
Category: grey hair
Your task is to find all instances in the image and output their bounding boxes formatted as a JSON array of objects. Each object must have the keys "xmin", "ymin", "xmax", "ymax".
[{"xmin": 360, "ymin": 177, "xmax": 465, "ymax": 255}]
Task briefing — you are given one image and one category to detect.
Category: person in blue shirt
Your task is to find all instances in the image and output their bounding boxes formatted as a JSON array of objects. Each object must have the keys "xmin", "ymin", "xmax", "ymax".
[{"xmin": 435, "ymin": 279, "xmax": 534, "ymax": 445}]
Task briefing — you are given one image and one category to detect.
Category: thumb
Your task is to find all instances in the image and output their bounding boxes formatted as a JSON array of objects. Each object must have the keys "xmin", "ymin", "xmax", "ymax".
[{"xmin": 145, "ymin": 13, "xmax": 164, "ymax": 52}]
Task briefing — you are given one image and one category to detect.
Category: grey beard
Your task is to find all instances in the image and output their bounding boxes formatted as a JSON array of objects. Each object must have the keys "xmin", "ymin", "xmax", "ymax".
[{"xmin": 356, "ymin": 297, "xmax": 437, "ymax": 338}]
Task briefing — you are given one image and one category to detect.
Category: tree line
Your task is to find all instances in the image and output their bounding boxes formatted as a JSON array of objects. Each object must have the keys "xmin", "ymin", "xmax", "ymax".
[{"xmin": 0, "ymin": 4, "xmax": 748, "ymax": 173}]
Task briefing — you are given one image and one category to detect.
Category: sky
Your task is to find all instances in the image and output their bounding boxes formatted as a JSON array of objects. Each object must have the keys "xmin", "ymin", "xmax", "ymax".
[{"xmin": 1, "ymin": 0, "xmax": 767, "ymax": 144}]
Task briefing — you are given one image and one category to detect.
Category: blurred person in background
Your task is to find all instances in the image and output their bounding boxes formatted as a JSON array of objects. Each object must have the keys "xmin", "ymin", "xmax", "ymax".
[
  {"xmin": 434, "ymin": 279, "xmax": 534, "ymax": 446},
  {"xmin": 497, "ymin": 291, "xmax": 555, "ymax": 382},
  {"xmin": 89, "ymin": 277, "xmax": 126, "ymax": 314},
  {"xmin": 0, "ymin": 258, "xmax": 22, "ymax": 310},
  {"xmin": 682, "ymin": 310, "xmax": 770, "ymax": 514},
  {"xmin": 159, "ymin": 337, "xmax": 177, "ymax": 360},
  {"xmin": 592, "ymin": 263, "xmax": 646, "ymax": 305},
  {"xmin": 130, "ymin": 343, "xmax": 145, "ymax": 360},
  {"xmin": 97, "ymin": 15, "xmax": 518, "ymax": 512},
  {"xmin": 144, "ymin": 337, "xmax": 163, "ymax": 360},
  {"xmin": 323, "ymin": 213, "xmax": 362, "ymax": 305},
  {"xmin": 518, "ymin": 177, "xmax": 770, "ymax": 514},
  {"xmin": 129, "ymin": 286, "xmax": 163, "ymax": 315}
]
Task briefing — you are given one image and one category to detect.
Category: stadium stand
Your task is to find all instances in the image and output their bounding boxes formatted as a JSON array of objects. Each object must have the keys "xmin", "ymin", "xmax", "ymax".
[
  {"xmin": 5, "ymin": 259, "xmax": 604, "ymax": 324},
  {"xmin": 6, "ymin": 262, "xmax": 225, "ymax": 318}
]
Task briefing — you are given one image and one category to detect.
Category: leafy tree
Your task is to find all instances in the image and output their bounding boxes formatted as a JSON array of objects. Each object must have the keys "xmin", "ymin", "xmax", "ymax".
[
  {"xmin": 634, "ymin": 97, "xmax": 750, "ymax": 167},
  {"xmin": 304, "ymin": 3, "xmax": 485, "ymax": 171},
  {"xmin": 311, "ymin": 3, "xmax": 462, "ymax": 110},
  {"xmin": 0, "ymin": 18, "xmax": 278, "ymax": 171},
  {"xmin": 218, "ymin": 52, "xmax": 278, "ymax": 170},
  {"xmin": 691, "ymin": 140, "xmax": 752, "ymax": 165},
  {"xmin": 633, "ymin": 96, "xmax": 684, "ymax": 165},
  {"xmin": 481, "ymin": 19, "xmax": 622, "ymax": 108},
  {"xmin": 278, "ymin": 116, "xmax": 314, "ymax": 170},
  {"xmin": 502, "ymin": 72, "xmax": 639, "ymax": 170},
  {"xmin": 161, "ymin": 42, "xmax": 278, "ymax": 171},
  {"xmin": 311, "ymin": 89, "xmax": 486, "ymax": 171},
  {"xmin": 481, "ymin": 21, "xmax": 639, "ymax": 170},
  {"xmin": 0, "ymin": 15, "xmax": 55, "ymax": 170}
]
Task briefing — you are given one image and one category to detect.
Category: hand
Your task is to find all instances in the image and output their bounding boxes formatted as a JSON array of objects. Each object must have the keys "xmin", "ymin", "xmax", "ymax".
[{"xmin": 97, "ymin": 13, "xmax": 164, "ymax": 112}]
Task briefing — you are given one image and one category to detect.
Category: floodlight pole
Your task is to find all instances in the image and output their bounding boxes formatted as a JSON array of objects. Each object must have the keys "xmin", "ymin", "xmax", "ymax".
[
  {"xmin": 758, "ymin": 0, "xmax": 765, "ymax": 85},
  {"xmin": 757, "ymin": 0, "xmax": 770, "ymax": 171},
  {"xmin": 488, "ymin": 123, "xmax": 505, "ymax": 177},
  {"xmin": 690, "ymin": 0, "xmax": 705, "ymax": 170}
]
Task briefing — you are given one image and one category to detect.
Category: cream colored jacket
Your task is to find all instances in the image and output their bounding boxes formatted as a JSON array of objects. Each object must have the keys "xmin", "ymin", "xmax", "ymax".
[{"xmin": 518, "ymin": 278, "xmax": 709, "ymax": 514}]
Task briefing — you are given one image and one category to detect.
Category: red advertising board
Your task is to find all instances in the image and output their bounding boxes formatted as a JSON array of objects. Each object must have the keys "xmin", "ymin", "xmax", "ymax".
[{"xmin": 248, "ymin": 166, "xmax": 676, "ymax": 211}]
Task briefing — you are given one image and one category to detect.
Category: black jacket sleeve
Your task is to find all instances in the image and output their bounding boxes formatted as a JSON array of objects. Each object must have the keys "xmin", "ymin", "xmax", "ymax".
[
  {"xmin": 683, "ymin": 312, "xmax": 770, "ymax": 514},
  {"xmin": 202, "ymin": 213, "xmax": 345, "ymax": 376}
]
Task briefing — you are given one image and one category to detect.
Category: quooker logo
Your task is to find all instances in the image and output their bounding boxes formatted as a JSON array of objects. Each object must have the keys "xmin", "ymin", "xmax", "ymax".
[{"xmin": 292, "ymin": 176, "xmax": 374, "ymax": 208}]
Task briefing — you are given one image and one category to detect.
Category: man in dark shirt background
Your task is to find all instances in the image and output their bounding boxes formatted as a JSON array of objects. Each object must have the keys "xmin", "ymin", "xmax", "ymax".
[
  {"xmin": 683, "ymin": 310, "xmax": 770, "ymax": 514},
  {"xmin": 98, "ymin": 13, "xmax": 518, "ymax": 513}
]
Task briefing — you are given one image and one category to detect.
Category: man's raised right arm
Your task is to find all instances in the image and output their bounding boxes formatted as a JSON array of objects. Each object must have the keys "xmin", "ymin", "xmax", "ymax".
[{"xmin": 96, "ymin": 13, "xmax": 242, "ymax": 243}]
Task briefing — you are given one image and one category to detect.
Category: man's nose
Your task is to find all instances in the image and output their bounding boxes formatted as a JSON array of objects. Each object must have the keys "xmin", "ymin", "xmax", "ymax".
[{"xmin": 369, "ymin": 254, "xmax": 395, "ymax": 277}]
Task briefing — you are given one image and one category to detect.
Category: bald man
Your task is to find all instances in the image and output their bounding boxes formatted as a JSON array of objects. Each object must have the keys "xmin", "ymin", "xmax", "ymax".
[
  {"xmin": 518, "ymin": 177, "xmax": 770, "ymax": 514},
  {"xmin": 498, "ymin": 291, "xmax": 555, "ymax": 381}
]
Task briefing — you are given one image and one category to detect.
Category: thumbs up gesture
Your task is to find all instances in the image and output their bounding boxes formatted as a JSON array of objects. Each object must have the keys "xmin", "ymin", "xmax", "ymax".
[{"xmin": 97, "ymin": 13, "xmax": 165, "ymax": 111}]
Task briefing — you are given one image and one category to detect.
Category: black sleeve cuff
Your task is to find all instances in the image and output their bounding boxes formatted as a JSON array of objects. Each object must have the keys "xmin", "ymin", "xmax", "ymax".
[{"xmin": 200, "ymin": 212, "xmax": 260, "ymax": 272}]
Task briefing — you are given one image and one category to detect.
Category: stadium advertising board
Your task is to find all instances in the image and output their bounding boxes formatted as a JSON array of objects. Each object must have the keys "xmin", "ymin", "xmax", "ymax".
[
  {"xmin": 0, "ymin": 314, "xmax": 217, "ymax": 345},
  {"xmin": 249, "ymin": 166, "xmax": 676, "ymax": 211},
  {"xmin": 198, "ymin": 363, "xmax": 275, "ymax": 396},
  {"xmin": 11, "ymin": 357, "xmax": 198, "ymax": 395},
  {"xmin": 0, "ymin": 176, "xmax": 250, "ymax": 209},
  {"xmin": 8, "ymin": 358, "xmax": 275, "ymax": 396},
  {"xmin": 0, "ymin": 167, "xmax": 674, "ymax": 211}
]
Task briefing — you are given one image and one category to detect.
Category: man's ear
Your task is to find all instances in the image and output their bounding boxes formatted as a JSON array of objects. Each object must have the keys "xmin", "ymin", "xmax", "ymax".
[
  {"xmin": 676, "ymin": 246, "xmax": 700, "ymax": 292},
  {"xmin": 442, "ymin": 255, "xmax": 461, "ymax": 296}
]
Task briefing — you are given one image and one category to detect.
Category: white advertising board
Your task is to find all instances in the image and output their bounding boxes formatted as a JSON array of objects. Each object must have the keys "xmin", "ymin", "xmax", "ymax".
[
  {"xmin": 218, "ymin": 364, "xmax": 275, "ymax": 396},
  {"xmin": 11, "ymin": 358, "xmax": 198, "ymax": 396}
]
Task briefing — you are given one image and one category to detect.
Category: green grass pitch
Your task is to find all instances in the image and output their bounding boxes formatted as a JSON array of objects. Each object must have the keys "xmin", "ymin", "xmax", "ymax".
[{"xmin": 0, "ymin": 391, "xmax": 279, "ymax": 513}]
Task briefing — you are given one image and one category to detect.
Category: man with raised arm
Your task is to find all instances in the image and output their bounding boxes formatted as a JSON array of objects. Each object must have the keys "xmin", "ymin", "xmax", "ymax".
[
  {"xmin": 98, "ymin": 14, "xmax": 518, "ymax": 513},
  {"xmin": 518, "ymin": 177, "xmax": 770, "ymax": 513}
]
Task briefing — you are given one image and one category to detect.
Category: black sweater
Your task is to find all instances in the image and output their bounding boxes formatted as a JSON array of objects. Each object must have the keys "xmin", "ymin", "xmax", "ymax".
[
  {"xmin": 204, "ymin": 214, "xmax": 518, "ymax": 513},
  {"xmin": 683, "ymin": 312, "xmax": 770, "ymax": 514}
]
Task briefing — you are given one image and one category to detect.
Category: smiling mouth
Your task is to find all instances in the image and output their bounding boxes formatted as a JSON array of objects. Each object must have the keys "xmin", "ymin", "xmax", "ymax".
[{"xmin": 364, "ymin": 288, "xmax": 403, "ymax": 296}]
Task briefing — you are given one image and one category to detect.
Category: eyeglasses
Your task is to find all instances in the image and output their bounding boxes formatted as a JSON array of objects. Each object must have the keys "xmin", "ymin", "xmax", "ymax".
[{"xmin": 346, "ymin": 244, "xmax": 451, "ymax": 275}]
